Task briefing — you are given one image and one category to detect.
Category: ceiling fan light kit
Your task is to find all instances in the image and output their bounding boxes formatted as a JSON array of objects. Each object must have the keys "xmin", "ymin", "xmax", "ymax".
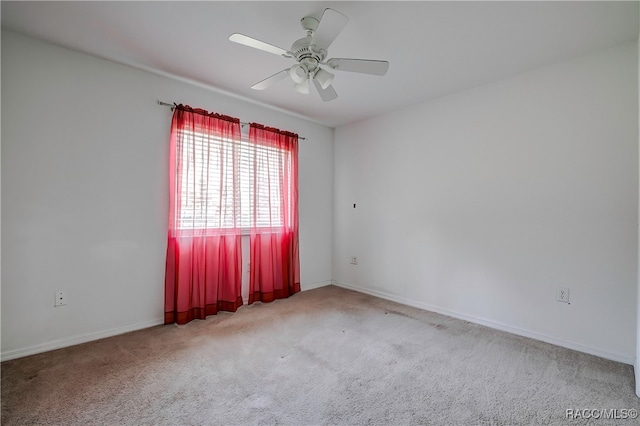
[
  {"xmin": 289, "ymin": 64, "xmax": 308, "ymax": 84},
  {"xmin": 294, "ymin": 79, "xmax": 310, "ymax": 94},
  {"xmin": 229, "ymin": 8, "xmax": 389, "ymax": 102},
  {"xmin": 315, "ymin": 68, "xmax": 335, "ymax": 89}
]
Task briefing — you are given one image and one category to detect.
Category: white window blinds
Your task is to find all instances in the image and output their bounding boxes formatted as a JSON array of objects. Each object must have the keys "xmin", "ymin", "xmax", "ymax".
[{"xmin": 178, "ymin": 130, "xmax": 290, "ymax": 230}]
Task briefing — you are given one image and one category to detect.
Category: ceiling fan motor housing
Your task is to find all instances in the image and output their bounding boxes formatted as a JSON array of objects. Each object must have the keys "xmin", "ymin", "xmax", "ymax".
[{"xmin": 291, "ymin": 35, "xmax": 325, "ymax": 70}]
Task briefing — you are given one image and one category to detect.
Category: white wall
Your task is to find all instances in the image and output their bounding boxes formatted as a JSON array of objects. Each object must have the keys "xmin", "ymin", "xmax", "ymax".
[
  {"xmin": 334, "ymin": 42, "xmax": 638, "ymax": 364},
  {"xmin": 1, "ymin": 30, "xmax": 334, "ymax": 360}
]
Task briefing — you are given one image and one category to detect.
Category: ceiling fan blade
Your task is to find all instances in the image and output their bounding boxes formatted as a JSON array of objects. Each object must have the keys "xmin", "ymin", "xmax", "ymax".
[
  {"xmin": 325, "ymin": 58, "xmax": 390, "ymax": 76},
  {"xmin": 251, "ymin": 69, "xmax": 289, "ymax": 90},
  {"xmin": 313, "ymin": 78, "xmax": 338, "ymax": 102},
  {"xmin": 311, "ymin": 8, "xmax": 349, "ymax": 51},
  {"xmin": 229, "ymin": 33, "xmax": 290, "ymax": 57}
]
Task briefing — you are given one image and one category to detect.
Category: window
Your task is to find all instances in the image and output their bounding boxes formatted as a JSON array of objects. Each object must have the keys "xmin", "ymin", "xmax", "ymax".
[
  {"xmin": 177, "ymin": 129, "xmax": 292, "ymax": 231},
  {"xmin": 165, "ymin": 106, "xmax": 300, "ymax": 325}
]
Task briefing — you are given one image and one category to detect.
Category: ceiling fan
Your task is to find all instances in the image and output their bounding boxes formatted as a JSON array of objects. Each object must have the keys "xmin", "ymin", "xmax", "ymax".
[{"xmin": 229, "ymin": 8, "xmax": 389, "ymax": 102}]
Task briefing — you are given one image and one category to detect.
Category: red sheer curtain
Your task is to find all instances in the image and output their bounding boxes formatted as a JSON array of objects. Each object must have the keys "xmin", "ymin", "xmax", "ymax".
[
  {"xmin": 248, "ymin": 124, "xmax": 300, "ymax": 304},
  {"xmin": 164, "ymin": 105, "xmax": 243, "ymax": 325}
]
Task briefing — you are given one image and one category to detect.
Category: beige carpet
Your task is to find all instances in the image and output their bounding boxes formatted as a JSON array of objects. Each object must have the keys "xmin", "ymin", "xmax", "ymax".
[{"xmin": 2, "ymin": 285, "xmax": 638, "ymax": 425}]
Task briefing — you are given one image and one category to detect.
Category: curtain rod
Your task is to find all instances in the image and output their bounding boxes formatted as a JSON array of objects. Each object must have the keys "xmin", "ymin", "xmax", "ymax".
[{"xmin": 157, "ymin": 100, "xmax": 306, "ymax": 140}]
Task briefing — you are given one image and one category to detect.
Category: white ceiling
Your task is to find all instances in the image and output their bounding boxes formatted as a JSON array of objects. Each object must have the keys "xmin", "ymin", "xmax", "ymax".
[{"xmin": 2, "ymin": 1, "xmax": 638, "ymax": 127}]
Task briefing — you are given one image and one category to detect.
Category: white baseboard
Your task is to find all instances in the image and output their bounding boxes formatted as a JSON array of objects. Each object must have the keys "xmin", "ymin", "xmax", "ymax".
[
  {"xmin": 334, "ymin": 281, "xmax": 634, "ymax": 366},
  {"xmin": 301, "ymin": 280, "xmax": 332, "ymax": 291},
  {"xmin": 240, "ymin": 280, "xmax": 331, "ymax": 304},
  {"xmin": 1, "ymin": 318, "xmax": 164, "ymax": 362}
]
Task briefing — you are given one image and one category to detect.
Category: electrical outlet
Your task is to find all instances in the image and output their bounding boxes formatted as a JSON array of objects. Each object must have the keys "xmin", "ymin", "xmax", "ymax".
[
  {"xmin": 55, "ymin": 290, "xmax": 66, "ymax": 307},
  {"xmin": 556, "ymin": 287, "xmax": 570, "ymax": 304},
  {"xmin": 350, "ymin": 256, "xmax": 358, "ymax": 265}
]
